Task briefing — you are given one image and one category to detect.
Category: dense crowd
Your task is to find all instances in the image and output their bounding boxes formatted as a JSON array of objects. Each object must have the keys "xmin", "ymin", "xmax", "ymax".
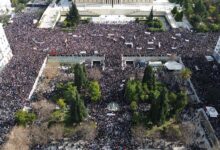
[{"xmin": 0, "ymin": 7, "xmax": 220, "ymax": 147}]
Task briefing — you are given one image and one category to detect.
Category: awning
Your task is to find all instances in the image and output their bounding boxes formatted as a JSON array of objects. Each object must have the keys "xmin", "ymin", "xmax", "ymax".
[{"xmin": 164, "ymin": 61, "xmax": 183, "ymax": 71}]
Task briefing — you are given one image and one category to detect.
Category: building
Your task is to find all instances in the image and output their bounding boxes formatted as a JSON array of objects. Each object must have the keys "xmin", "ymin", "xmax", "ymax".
[
  {"xmin": 0, "ymin": 0, "xmax": 12, "ymax": 15},
  {"xmin": 213, "ymin": 37, "xmax": 220, "ymax": 63},
  {"xmin": 0, "ymin": 23, "xmax": 13, "ymax": 71},
  {"xmin": 74, "ymin": 0, "xmax": 153, "ymax": 5}
]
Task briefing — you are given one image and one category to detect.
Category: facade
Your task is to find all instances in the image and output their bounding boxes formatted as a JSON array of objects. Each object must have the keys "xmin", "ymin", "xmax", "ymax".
[
  {"xmin": 0, "ymin": 23, "xmax": 13, "ymax": 71},
  {"xmin": 74, "ymin": 0, "xmax": 153, "ymax": 5},
  {"xmin": 213, "ymin": 37, "xmax": 220, "ymax": 63}
]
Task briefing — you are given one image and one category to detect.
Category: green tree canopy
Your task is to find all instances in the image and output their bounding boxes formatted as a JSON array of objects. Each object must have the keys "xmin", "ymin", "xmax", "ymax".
[
  {"xmin": 158, "ymin": 87, "xmax": 169, "ymax": 124},
  {"xmin": 130, "ymin": 101, "xmax": 138, "ymax": 111},
  {"xmin": 125, "ymin": 80, "xmax": 149, "ymax": 102},
  {"xmin": 15, "ymin": 110, "xmax": 36, "ymax": 126},
  {"xmin": 53, "ymin": 82, "xmax": 87, "ymax": 124},
  {"xmin": 148, "ymin": 7, "xmax": 154, "ymax": 21},
  {"xmin": 194, "ymin": 0, "xmax": 207, "ymax": 17},
  {"xmin": 64, "ymin": 3, "xmax": 80, "ymax": 27},
  {"xmin": 175, "ymin": 91, "xmax": 188, "ymax": 114},
  {"xmin": 89, "ymin": 81, "xmax": 101, "ymax": 102},
  {"xmin": 171, "ymin": 6, "xmax": 178, "ymax": 15},
  {"xmin": 180, "ymin": 68, "xmax": 192, "ymax": 81},
  {"xmin": 175, "ymin": 11, "xmax": 184, "ymax": 21},
  {"xmin": 74, "ymin": 64, "xmax": 87, "ymax": 91},
  {"xmin": 142, "ymin": 65, "xmax": 156, "ymax": 90},
  {"xmin": 183, "ymin": 0, "xmax": 194, "ymax": 16},
  {"xmin": 65, "ymin": 85, "xmax": 87, "ymax": 124}
]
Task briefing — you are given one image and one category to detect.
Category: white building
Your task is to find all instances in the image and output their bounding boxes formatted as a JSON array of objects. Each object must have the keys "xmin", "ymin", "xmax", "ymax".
[
  {"xmin": 213, "ymin": 37, "xmax": 220, "ymax": 63},
  {"xmin": 0, "ymin": 23, "xmax": 13, "ymax": 71},
  {"xmin": 74, "ymin": 0, "xmax": 153, "ymax": 4},
  {"xmin": 0, "ymin": 0, "xmax": 12, "ymax": 15}
]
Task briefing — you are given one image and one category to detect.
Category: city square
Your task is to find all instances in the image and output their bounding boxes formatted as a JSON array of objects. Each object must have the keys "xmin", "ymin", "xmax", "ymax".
[{"xmin": 0, "ymin": 0, "xmax": 220, "ymax": 149}]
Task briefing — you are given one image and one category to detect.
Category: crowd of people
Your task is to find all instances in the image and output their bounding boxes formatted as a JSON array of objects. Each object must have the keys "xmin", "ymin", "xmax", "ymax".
[{"xmin": 0, "ymin": 6, "xmax": 220, "ymax": 148}]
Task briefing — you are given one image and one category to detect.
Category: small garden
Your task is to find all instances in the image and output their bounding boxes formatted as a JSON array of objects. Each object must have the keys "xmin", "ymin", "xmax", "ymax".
[
  {"xmin": 13, "ymin": 63, "xmax": 101, "ymax": 147},
  {"xmin": 145, "ymin": 8, "xmax": 164, "ymax": 32},
  {"xmin": 125, "ymin": 65, "xmax": 191, "ymax": 142}
]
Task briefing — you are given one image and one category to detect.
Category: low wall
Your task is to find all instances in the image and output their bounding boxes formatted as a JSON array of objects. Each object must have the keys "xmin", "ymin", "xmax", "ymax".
[
  {"xmin": 28, "ymin": 56, "xmax": 48, "ymax": 100},
  {"xmin": 198, "ymin": 109, "xmax": 220, "ymax": 150},
  {"xmin": 179, "ymin": 57, "xmax": 201, "ymax": 104}
]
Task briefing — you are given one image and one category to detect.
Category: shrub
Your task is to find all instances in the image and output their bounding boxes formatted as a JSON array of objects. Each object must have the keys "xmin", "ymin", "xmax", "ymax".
[
  {"xmin": 51, "ymin": 110, "xmax": 65, "ymax": 122},
  {"xmin": 130, "ymin": 101, "xmax": 138, "ymax": 111},
  {"xmin": 175, "ymin": 11, "xmax": 183, "ymax": 22},
  {"xmin": 190, "ymin": 15, "xmax": 202, "ymax": 27},
  {"xmin": 196, "ymin": 23, "xmax": 209, "ymax": 32},
  {"xmin": 132, "ymin": 111, "xmax": 140, "ymax": 125},
  {"xmin": 171, "ymin": 6, "xmax": 178, "ymax": 15},
  {"xmin": 15, "ymin": 110, "xmax": 36, "ymax": 126},
  {"xmin": 89, "ymin": 81, "xmax": 101, "ymax": 102},
  {"xmin": 209, "ymin": 23, "xmax": 220, "ymax": 32},
  {"xmin": 14, "ymin": 3, "xmax": 25, "ymax": 13},
  {"xmin": 148, "ymin": 28, "xmax": 164, "ymax": 32},
  {"xmin": 57, "ymin": 98, "xmax": 66, "ymax": 109},
  {"xmin": 146, "ymin": 19, "xmax": 163, "ymax": 28}
]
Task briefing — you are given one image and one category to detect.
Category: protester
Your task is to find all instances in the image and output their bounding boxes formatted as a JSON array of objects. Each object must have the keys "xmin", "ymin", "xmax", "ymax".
[{"xmin": 0, "ymin": 8, "xmax": 219, "ymax": 146}]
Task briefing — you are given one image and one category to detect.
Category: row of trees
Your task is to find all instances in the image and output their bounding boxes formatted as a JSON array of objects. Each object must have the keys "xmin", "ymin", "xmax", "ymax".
[
  {"xmin": 170, "ymin": 0, "xmax": 220, "ymax": 32},
  {"xmin": 125, "ymin": 66, "xmax": 189, "ymax": 126}
]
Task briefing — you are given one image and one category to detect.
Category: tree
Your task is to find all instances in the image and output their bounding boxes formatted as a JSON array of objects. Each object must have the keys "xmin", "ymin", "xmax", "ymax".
[
  {"xmin": 196, "ymin": 23, "xmax": 209, "ymax": 32},
  {"xmin": 132, "ymin": 111, "xmax": 140, "ymax": 125},
  {"xmin": 14, "ymin": 3, "xmax": 25, "ymax": 12},
  {"xmin": 130, "ymin": 101, "xmax": 138, "ymax": 111},
  {"xmin": 209, "ymin": 23, "xmax": 220, "ymax": 32},
  {"xmin": 125, "ymin": 80, "xmax": 139, "ymax": 102},
  {"xmin": 194, "ymin": 0, "xmax": 207, "ymax": 17},
  {"xmin": 158, "ymin": 87, "xmax": 169, "ymax": 124},
  {"xmin": 208, "ymin": 5, "xmax": 216, "ymax": 15},
  {"xmin": 142, "ymin": 65, "xmax": 156, "ymax": 90},
  {"xmin": 149, "ymin": 87, "xmax": 169, "ymax": 125},
  {"xmin": 89, "ymin": 81, "xmax": 101, "ymax": 102},
  {"xmin": 74, "ymin": 64, "xmax": 87, "ymax": 91},
  {"xmin": 148, "ymin": 7, "xmax": 154, "ymax": 21},
  {"xmin": 56, "ymin": 98, "xmax": 66, "ymax": 109},
  {"xmin": 171, "ymin": 6, "xmax": 178, "ymax": 15},
  {"xmin": 68, "ymin": 89, "xmax": 87, "ymax": 124},
  {"xmin": 140, "ymin": 83, "xmax": 149, "ymax": 101},
  {"xmin": 168, "ymin": 92, "xmax": 177, "ymax": 115},
  {"xmin": 149, "ymin": 96, "xmax": 160, "ymax": 124},
  {"xmin": 64, "ymin": 3, "xmax": 80, "ymax": 27},
  {"xmin": 15, "ymin": 110, "xmax": 36, "ymax": 126},
  {"xmin": 190, "ymin": 15, "xmax": 202, "ymax": 26},
  {"xmin": 175, "ymin": 11, "xmax": 184, "ymax": 21},
  {"xmin": 175, "ymin": 91, "xmax": 188, "ymax": 114},
  {"xmin": 176, "ymin": 0, "xmax": 184, "ymax": 5},
  {"xmin": 183, "ymin": 0, "xmax": 193, "ymax": 17},
  {"xmin": 180, "ymin": 68, "xmax": 192, "ymax": 84}
]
